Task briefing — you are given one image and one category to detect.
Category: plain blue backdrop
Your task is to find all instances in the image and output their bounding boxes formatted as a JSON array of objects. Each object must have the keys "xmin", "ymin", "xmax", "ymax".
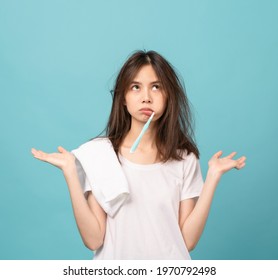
[{"xmin": 0, "ymin": 0, "xmax": 277, "ymax": 259}]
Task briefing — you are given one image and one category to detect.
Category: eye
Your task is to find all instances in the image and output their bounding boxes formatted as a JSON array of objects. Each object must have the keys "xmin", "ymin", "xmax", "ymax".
[
  {"xmin": 152, "ymin": 84, "xmax": 160, "ymax": 91},
  {"xmin": 131, "ymin": 84, "xmax": 140, "ymax": 91}
]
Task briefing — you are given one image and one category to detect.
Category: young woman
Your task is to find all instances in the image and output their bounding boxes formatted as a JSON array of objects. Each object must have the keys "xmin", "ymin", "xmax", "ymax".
[{"xmin": 31, "ymin": 50, "xmax": 246, "ymax": 259}]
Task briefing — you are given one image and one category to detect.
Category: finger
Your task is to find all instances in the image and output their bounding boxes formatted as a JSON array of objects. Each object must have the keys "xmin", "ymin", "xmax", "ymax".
[
  {"xmin": 32, "ymin": 149, "xmax": 48, "ymax": 161},
  {"xmin": 236, "ymin": 162, "xmax": 246, "ymax": 170},
  {"xmin": 226, "ymin": 152, "xmax": 237, "ymax": 159},
  {"xmin": 31, "ymin": 148, "xmax": 42, "ymax": 157},
  {"xmin": 58, "ymin": 146, "xmax": 67, "ymax": 153},
  {"xmin": 236, "ymin": 157, "xmax": 246, "ymax": 167},
  {"xmin": 241, "ymin": 156, "xmax": 247, "ymax": 161},
  {"xmin": 237, "ymin": 156, "xmax": 247, "ymax": 164},
  {"xmin": 213, "ymin": 151, "xmax": 223, "ymax": 159},
  {"xmin": 36, "ymin": 150, "xmax": 48, "ymax": 159}
]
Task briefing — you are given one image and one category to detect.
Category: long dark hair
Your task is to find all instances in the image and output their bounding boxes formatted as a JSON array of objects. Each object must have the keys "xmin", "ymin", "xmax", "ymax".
[{"xmin": 104, "ymin": 50, "xmax": 200, "ymax": 161}]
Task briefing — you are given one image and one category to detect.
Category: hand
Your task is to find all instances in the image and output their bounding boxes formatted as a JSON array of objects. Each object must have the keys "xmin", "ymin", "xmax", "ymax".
[
  {"xmin": 31, "ymin": 146, "xmax": 76, "ymax": 173},
  {"xmin": 208, "ymin": 151, "xmax": 246, "ymax": 177}
]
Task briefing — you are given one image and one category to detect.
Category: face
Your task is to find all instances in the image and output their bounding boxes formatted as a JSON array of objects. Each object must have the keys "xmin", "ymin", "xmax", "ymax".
[{"xmin": 124, "ymin": 64, "xmax": 166, "ymax": 126}]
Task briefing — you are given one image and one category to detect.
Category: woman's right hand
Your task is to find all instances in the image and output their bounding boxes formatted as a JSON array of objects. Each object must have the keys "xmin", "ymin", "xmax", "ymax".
[{"xmin": 31, "ymin": 146, "xmax": 76, "ymax": 173}]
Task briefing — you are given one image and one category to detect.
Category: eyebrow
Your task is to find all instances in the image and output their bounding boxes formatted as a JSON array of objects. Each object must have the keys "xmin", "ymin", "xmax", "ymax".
[{"xmin": 130, "ymin": 80, "xmax": 162, "ymax": 85}]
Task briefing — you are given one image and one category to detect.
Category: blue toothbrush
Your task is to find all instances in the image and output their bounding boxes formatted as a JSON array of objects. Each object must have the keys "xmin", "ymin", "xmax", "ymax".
[{"xmin": 130, "ymin": 112, "xmax": 155, "ymax": 153}]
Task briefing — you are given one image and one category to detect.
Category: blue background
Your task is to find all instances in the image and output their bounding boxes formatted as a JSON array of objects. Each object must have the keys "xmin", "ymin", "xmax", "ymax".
[{"xmin": 0, "ymin": 0, "xmax": 277, "ymax": 260}]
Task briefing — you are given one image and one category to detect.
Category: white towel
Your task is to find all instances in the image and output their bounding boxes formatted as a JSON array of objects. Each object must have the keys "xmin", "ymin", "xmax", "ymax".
[{"xmin": 71, "ymin": 137, "xmax": 130, "ymax": 217}]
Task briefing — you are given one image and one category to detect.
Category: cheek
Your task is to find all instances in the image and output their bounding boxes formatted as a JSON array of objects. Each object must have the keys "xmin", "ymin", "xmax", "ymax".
[
  {"xmin": 124, "ymin": 95, "xmax": 136, "ymax": 112},
  {"xmin": 124, "ymin": 93, "xmax": 131, "ymax": 106},
  {"xmin": 158, "ymin": 95, "xmax": 167, "ymax": 112},
  {"xmin": 124, "ymin": 95, "xmax": 129, "ymax": 107},
  {"xmin": 125, "ymin": 93, "xmax": 138, "ymax": 106}
]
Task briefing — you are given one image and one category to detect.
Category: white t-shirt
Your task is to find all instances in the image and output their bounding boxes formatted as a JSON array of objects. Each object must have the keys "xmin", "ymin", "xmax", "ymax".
[{"xmin": 90, "ymin": 150, "xmax": 204, "ymax": 260}]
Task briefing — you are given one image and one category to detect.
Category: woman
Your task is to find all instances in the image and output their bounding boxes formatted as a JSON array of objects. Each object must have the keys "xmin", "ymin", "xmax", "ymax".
[{"xmin": 31, "ymin": 50, "xmax": 246, "ymax": 259}]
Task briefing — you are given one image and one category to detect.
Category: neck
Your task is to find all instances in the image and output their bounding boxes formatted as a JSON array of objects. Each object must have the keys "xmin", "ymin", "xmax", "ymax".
[{"xmin": 123, "ymin": 120, "xmax": 157, "ymax": 151}]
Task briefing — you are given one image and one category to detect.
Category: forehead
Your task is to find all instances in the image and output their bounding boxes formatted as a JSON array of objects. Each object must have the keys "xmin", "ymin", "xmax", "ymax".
[{"xmin": 132, "ymin": 65, "xmax": 159, "ymax": 82}]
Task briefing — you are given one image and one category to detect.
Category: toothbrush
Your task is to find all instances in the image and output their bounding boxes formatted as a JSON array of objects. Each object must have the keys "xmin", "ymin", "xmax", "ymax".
[{"xmin": 130, "ymin": 112, "xmax": 155, "ymax": 153}]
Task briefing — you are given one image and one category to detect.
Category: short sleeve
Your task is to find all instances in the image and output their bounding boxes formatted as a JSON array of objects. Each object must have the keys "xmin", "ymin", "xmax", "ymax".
[
  {"xmin": 73, "ymin": 155, "xmax": 92, "ymax": 195},
  {"xmin": 181, "ymin": 152, "xmax": 204, "ymax": 201}
]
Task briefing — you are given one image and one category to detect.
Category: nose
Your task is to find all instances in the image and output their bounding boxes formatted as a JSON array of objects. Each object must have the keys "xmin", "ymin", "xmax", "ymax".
[{"xmin": 142, "ymin": 88, "xmax": 152, "ymax": 103}]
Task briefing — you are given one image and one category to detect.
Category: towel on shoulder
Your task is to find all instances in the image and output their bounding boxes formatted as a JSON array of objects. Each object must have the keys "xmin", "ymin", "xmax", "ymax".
[{"xmin": 71, "ymin": 137, "xmax": 130, "ymax": 217}]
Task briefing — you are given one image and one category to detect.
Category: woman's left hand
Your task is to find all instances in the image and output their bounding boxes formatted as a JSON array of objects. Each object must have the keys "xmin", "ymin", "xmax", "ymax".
[{"xmin": 208, "ymin": 151, "xmax": 246, "ymax": 176}]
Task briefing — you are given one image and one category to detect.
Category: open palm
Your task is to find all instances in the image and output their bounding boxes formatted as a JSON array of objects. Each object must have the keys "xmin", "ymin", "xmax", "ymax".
[
  {"xmin": 208, "ymin": 151, "xmax": 246, "ymax": 176},
  {"xmin": 31, "ymin": 146, "xmax": 75, "ymax": 171}
]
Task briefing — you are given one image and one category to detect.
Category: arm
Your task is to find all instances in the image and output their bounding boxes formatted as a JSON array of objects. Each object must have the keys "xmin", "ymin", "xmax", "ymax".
[
  {"xmin": 31, "ymin": 146, "xmax": 106, "ymax": 251},
  {"xmin": 63, "ymin": 167, "xmax": 106, "ymax": 250},
  {"xmin": 179, "ymin": 151, "xmax": 246, "ymax": 251},
  {"xmin": 179, "ymin": 171, "xmax": 221, "ymax": 251}
]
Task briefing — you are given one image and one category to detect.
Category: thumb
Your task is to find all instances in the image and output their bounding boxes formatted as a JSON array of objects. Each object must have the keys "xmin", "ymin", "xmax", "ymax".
[{"xmin": 58, "ymin": 146, "xmax": 67, "ymax": 153}]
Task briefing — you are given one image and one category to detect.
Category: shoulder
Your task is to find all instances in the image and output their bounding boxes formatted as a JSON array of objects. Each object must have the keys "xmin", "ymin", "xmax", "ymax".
[
  {"xmin": 174, "ymin": 149, "xmax": 199, "ymax": 166},
  {"xmin": 180, "ymin": 150, "xmax": 199, "ymax": 163},
  {"xmin": 77, "ymin": 137, "xmax": 111, "ymax": 149},
  {"xmin": 165, "ymin": 150, "xmax": 199, "ymax": 176},
  {"xmin": 161, "ymin": 150, "xmax": 194, "ymax": 177},
  {"xmin": 180, "ymin": 150, "xmax": 200, "ymax": 172}
]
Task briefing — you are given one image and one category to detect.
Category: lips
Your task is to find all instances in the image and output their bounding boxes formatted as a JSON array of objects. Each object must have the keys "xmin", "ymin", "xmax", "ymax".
[
  {"xmin": 140, "ymin": 108, "xmax": 154, "ymax": 116},
  {"xmin": 140, "ymin": 108, "xmax": 153, "ymax": 112}
]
